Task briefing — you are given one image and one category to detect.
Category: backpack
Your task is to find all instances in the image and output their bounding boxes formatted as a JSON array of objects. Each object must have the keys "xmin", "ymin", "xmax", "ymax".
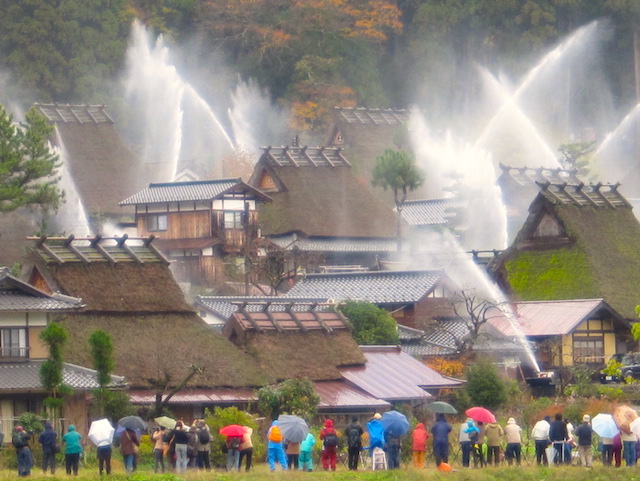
[
  {"xmin": 198, "ymin": 429, "xmax": 211, "ymax": 444},
  {"xmin": 347, "ymin": 427, "xmax": 361, "ymax": 448},
  {"xmin": 12, "ymin": 432, "xmax": 24, "ymax": 449},
  {"xmin": 469, "ymin": 429, "xmax": 479, "ymax": 444},
  {"xmin": 268, "ymin": 426, "xmax": 283, "ymax": 443},
  {"xmin": 323, "ymin": 431, "xmax": 339, "ymax": 448},
  {"xmin": 229, "ymin": 436, "xmax": 241, "ymax": 449}
]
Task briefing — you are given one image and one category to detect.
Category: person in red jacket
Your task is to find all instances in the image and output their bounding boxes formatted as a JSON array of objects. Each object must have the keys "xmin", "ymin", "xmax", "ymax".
[
  {"xmin": 412, "ymin": 423, "xmax": 429, "ymax": 468},
  {"xmin": 320, "ymin": 419, "xmax": 339, "ymax": 471}
]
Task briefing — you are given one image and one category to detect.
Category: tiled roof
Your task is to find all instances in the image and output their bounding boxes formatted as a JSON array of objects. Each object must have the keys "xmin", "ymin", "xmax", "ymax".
[
  {"xmin": 195, "ymin": 297, "xmax": 331, "ymax": 322},
  {"xmin": 341, "ymin": 346, "xmax": 462, "ymax": 400},
  {"xmin": 399, "ymin": 198, "xmax": 464, "ymax": 226},
  {"xmin": 335, "ymin": 107, "xmax": 413, "ymax": 125},
  {"xmin": 538, "ymin": 182, "xmax": 631, "ymax": 208},
  {"xmin": 228, "ymin": 303, "xmax": 347, "ymax": 333},
  {"xmin": 0, "ymin": 267, "xmax": 82, "ymax": 311},
  {"xmin": 487, "ymin": 299, "xmax": 626, "ymax": 337},
  {"xmin": 499, "ymin": 164, "xmax": 584, "ymax": 187},
  {"xmin": 268, "ymin": 234, "xmax": 397, "ymax": 253},
  {"xmin": 0, "ymin": 361, "xmax": 126, "ymax": 391},
  {"xmin": 33, "ymin": 103, "xmax": 114, "ymax": 124},
  {"xmin": 31, "ymin": 236, "xmax": 168, "ymax": 265},
  {"xmin": 284, "ymin": 270, "xmax": 444, "ymax": 304},
  {"xmin": 120, "ymin": 179, "xmax": 243, "ymax": 205},
  {"xmin": 260, "ymin": 146, "xmax": 350, "ymax": 168},
  {"xmin": 401, "ymin": 343, "xmax": 457, "ymax": 357}
]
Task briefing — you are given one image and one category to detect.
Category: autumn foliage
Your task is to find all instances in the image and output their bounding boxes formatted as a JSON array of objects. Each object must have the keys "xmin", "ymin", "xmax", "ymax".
[{"xmin": 425, "ymin": 357, "xmax": 466, "ymax": 379}]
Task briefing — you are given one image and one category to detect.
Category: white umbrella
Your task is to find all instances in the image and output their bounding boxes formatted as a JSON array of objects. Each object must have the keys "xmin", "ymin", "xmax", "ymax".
[
  {"xmin": 89, "ymin": 418, "xmax": 115, "ymax": 447},
  {"xmin": 629, "ymin": 417, "xmax": 640, "ymax": 437},
  {"xmin": 592, "ymin": 413, "xmax": 619, "ymax": 438}
]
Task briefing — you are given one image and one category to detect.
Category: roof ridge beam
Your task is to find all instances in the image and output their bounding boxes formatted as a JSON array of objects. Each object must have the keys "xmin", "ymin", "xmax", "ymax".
[
  {"xmin": 239, "ymin": 303, "xmax": 263, "ymax": 332},
  {"xmin": 64, "ymin": 235, "xmax": 90, "ymax": 264},
  {"xmin": 285, "ymin": 303, "xmax": 308, "ymax": 332}
]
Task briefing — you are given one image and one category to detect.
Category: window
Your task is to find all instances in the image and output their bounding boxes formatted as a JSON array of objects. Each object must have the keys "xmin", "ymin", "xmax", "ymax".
[
  {"xmin": 573, "ymin": 337, "xmax": 604, "ymax": 363},
  {"xmin": 224, "ymin": 211, "xmax": 243, "ymax": 229},
  {"xmin": 147, "ymin": 214, "xmax": 167, "ymax": 232},
  {"xmin": 0, "ymin": 328, "xmax": 27, "ymax": 358}
]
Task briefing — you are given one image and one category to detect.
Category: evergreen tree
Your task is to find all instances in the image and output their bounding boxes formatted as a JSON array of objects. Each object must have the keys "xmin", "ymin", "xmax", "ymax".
[{"xmin": 339, "ymin": 300, "xmax": 399, "ymax": 345}]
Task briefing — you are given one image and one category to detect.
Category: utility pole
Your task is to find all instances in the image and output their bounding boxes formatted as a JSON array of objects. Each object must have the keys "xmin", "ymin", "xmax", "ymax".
[{"xmin": 243, "ymin": 201, "xmax": 251, "ymax": 295}]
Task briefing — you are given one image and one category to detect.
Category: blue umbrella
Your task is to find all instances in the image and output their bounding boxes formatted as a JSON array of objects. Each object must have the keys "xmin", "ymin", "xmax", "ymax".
[
  {"xmin": 380, "ymin": 410, "xmax": 410, "ymax": 437},
  {"xmin": 592, "ymin": 413, "xmax": 619, "ymax": 438}
]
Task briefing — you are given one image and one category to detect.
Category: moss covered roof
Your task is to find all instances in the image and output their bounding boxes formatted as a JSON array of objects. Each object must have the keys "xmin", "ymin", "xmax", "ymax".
[{"xmin": 492, "ymin": 192, "xmax": 640, "ymax": 319}]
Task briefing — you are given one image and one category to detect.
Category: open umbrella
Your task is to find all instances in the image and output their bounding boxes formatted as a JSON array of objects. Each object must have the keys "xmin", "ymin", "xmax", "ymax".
[
  {"xmin": 465, "ymin": 407, "xmax": 496, "ymax": 424},
  {"xmin": 427, "ymin": 401, "xmax": 458, "ymax": 415},
  {"xmin": 380, "ymin": 410, "xmax": 410, "ymax": 437},
  {"xmin": 154, "ymin": 416, "xmax": 177, "ymax": 430},
  {"xmin": 118, "ymin": 416, "xmax": 147, "ymax": 431},
  {"xmin": 88, "ymin": 419, "xmax": 115, "ymax": 447},
  {"xmin": 592, "ymin": 413, "xmax": 619, "ymax": 439},
  {"xmin": 277, "ymin": 415, "xmax": 309, "ymax": 443},
  {"xmin": 614, "ymin": 405, "xmax": 638, "ymax": 433},
  {"xmin": 219, "ymin": 424, "xmax": 247, "ymax": 437}
]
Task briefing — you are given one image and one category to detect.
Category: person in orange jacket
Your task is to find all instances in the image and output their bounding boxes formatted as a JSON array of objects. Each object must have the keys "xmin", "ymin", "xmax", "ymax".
[{"xmin": 412, "ymin": 423, "xmax": 430, "ymax": 468}]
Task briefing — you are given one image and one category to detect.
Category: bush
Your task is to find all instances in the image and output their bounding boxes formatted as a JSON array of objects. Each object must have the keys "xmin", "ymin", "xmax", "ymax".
[{"xmin": 464, "ymin": 359, "xmax": 507, "ymax": 410}]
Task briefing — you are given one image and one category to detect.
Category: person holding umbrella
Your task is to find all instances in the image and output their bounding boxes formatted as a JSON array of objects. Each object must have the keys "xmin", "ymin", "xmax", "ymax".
[
  {"xmin": 239, "ymin": 427, "xmax": 253, "ymax": 472},
  {"xmin": 119, "ymin": 427, "xmax": 140, "ymax": 473},
  {"xmin": 431, "ymin": 414, "xmax": 452, "ymax": 466},
  {"xmin": 367, "ymin": 413, "xmax": 385, "ymax": 455}
]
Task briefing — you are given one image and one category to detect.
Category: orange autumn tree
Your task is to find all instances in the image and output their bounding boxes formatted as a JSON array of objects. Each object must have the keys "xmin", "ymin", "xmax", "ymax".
[{"xmin": 197, "ymin": 0, "xmax": 402, "ymax": 131}]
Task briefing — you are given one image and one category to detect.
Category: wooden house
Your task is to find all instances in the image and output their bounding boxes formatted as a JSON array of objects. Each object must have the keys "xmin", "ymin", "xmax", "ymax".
[
  {"xmin": 283, "ymin": 269, "xmax": 455, "ymax": 330},
  {"xmin": 20, "ymin": 236, "xmax": 272, "ymax": 421},
  {"xmin": 248, "ymin": 146, "xmax": 400, "ymax": 273},
  {"xmin": 0, "ymin": 267, "xmax": 126, "ymax": 441},
  {"xmin": 487, "ymin": 299, "xmax": 630, "ymax": 369},
  {"xmin": 120, "ymin": 179, "xmax": 271, "ymax": 285},
  {"xmin": 489, "ymin": 182, "xmax": 640, "ymax": 321}
]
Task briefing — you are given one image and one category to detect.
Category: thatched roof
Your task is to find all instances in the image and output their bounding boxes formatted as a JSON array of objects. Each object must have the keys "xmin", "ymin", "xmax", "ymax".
[
  {"xmin": 58, "ymin": 312, "xmax": 271, "ymax": 389},
  {"xmin": 22, "ymin": 237, "xmax": 190, "ymax": 313},
  {"xmin": 249, "ymin": 149, "xmax": 398, "ymax": 238},
  {"xmin": 237, "ymin": 329, "xmax": 365, "ymax": 382},
  {"xmin": 33, "ymin": 103, "xmax": 145, "ymax": 220},
  {"xmin": 489, "ymin": 184, "xmax": 640, "ymax": 319}
]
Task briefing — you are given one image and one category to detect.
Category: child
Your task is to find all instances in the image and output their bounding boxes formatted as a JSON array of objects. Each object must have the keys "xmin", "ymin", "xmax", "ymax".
[{"xmin": 299, "ymin": 432, "xmax": 316, "ymax": 472}]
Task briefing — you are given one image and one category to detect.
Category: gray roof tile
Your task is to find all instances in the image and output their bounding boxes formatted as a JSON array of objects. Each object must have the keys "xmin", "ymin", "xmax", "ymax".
[
  {"xmin": 399, "ymin": 198, "xmax": 465, "ymax": 226},
  {"xmin": 268, "ymin": 235, "xmax": 397, "ymax": 253},
  {"xmin": 120, "ymin": 179, "xmax": 241, "ymax": 205},
  {"xmin": 0, "ymin": 361, "xmax": 126, "ymax": 390},
  {"xmin": 335, "ymin": 107, "xmax": 413, "ymax": 125},
  {"xmin": 0, "ymin": 291, "xmax": 80, "ymax": 311},
  {"xmin": 284, "ymin": 270, "xmax": 444, "ymax": 304},
  {"xmin": 195, "ymin": 296, "xmax": 331, "ymax": 321}
]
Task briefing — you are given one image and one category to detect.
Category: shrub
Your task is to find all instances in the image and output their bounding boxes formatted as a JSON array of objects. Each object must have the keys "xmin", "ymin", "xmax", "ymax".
[{"xmin": 464, "ymin": 359, "xmax": 507, "ymax": 410}]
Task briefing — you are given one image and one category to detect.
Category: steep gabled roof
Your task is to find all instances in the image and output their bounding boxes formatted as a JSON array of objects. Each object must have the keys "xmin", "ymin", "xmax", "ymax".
[
  {"xmin": 120, "ymin": 179, "xmax": 271, "ymax": 205},
  {"xmin": 284, "ymin": 270, "xmax": 445, "ymax": 304},
  {"xmin": 0, "ymin": 267, "xmax": 82, "ymax": 311},
  {"xmin": 260, "ymin": 146, "xmax": 350, "ymax": 168},
  {"xmin": 249, "ymin": 148, "xmax": 398, "ymax": 238},
  {"xmin": 489, "ymin": 184, "xmax": 640, "ymax": 319},
  {"xmin": 399, "ymin": 198, "xmax": 464, "ymax": 227}
]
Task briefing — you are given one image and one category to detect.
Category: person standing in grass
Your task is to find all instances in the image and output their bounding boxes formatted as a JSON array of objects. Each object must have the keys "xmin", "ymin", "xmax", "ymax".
[
  {"xmin": 12, "ymin": 426, "xmax": 32, "ymax": 477},
  {"xmin": 485, "ymin": 421, "xmax": 504, "ymax": 466},
  {"xmin": 119, "ymin": 427, "xmax": 140, "ymax": 474},
  {"xmin": 431, "ymin": 413, "xmax": 452, "ymax": 466},
  {"xmin": 62, "ymin": 425, "xmax": 83, "ymax": 475},
  {"xmin": 621, "ymin": 428, "xmax": 637, "ymax": 466},
  {"xmin": 574, "ymin": 414, "xmax": 593, "ymax": 468},
  {"xmin": 238, "ymin": 426, "xmax": 253, "ymax": 472},
  {"xmin": 299, "ymin": 432, "xmax": 316, "ymax": 472},
  {"xmin": 320, "ymin": 419, "xmax": 339, "ymax": 471},
  {"xmin": 411, "ymin": 422, "xmax": 429, "ymax": 468},
  {"xmin": 152, "ymin": 427, "xmax": 166, "ymax": 473},
  {"xmin": 39, "ymin": 422, "xmax": 58, "ymax": 474},
  {"xmin": 531, "ymin": 416, "xmax": 551, "ymax": 465},
  {"xmin": 504, "ymin": 418, "xmax": 522, "ymax": 466},
  {"xmin": 267, "ymin": 420, "xmax": 288, "ymax": 471},
  {"xmin": 345, "ymin": 417, "xmax": 364, "ymax": 470},
  {"xmin": 459, "ymin": 418, "xmax": 473, "ymax": 468}
]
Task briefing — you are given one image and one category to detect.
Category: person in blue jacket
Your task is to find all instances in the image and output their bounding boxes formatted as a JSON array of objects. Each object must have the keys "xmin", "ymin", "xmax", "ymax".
[
  {"xmin": 267, "ymin": 420, "xmax": 288, "ymax": 471},
  {"xmin": 431, "ymin": 414, "xmax": 452, "ymax": 466},
  {"xmin": 62, "ymin": 425, "xmax": 83, "ymax": 475},
  {"xmin": 367, "ymin": 413, "xmax": 385, "ymax": 455}
]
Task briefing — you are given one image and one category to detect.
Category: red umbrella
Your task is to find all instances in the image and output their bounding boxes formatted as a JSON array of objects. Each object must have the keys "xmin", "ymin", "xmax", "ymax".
[
  {"xmin": 465, "ymin": 407, "xmax": 496, "ymax": 424},
  {"xmin": 219, "ymin": 424, "xmax": 247, "ymax": 437}
]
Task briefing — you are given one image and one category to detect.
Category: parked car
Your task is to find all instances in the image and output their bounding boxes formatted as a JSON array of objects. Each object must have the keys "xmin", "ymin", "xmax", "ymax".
[{"xmin": 600, "ymin": 353, "xmax": 637, "ymax": 383}]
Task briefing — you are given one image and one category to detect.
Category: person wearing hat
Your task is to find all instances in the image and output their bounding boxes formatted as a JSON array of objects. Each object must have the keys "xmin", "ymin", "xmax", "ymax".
[
  {"xmin": 320, "ymin": 419, "xmax": 339, "ymax": 471},
  {"xmin": 504, "ymin": 418, "xmax": 522, "ymax": 466},
  {"xmin": 367, "ymin": 414, "xmax": 384, "ymax": 455},
  {"xmin": 12, "ymin": 426, "xmax": 32, "ymax": 477},
  {"xmin": 573, "ymin": 415, "xmax": 593, "ymax": 467}
]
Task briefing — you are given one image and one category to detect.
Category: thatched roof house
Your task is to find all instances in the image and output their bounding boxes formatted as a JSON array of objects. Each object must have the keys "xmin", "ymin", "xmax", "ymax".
[
  {"xmin": 488, "ymin": 182, "xmax": 640, "ymax": 320},
  {"xmin": 249, "ymin": 146, "xmax": 398, "ymax": 239},
  {"xmin": 33, "ymin": 103, "xmax": 144, "ymax": 224},
  {"xmin": 20, "ymin": 236, "xmax": 270, "ymax": 389},
  {"xmin": 222, "ymin": 300, "xmax": 365, "ymax": 382}
]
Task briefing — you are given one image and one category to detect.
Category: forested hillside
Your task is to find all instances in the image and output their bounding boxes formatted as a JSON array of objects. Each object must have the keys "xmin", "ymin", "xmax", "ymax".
[{"xmin": 1, "ymin": 0, "xmax": 639, "ymax": 133}]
